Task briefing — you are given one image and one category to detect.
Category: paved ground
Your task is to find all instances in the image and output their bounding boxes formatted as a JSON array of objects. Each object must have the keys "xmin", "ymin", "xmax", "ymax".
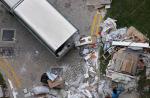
[{"xmin": 0, "ymin": 0, "xmax": 95, "ymax": 97}]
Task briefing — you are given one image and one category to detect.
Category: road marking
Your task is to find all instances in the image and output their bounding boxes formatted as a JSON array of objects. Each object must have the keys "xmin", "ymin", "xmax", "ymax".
[
  {"xmin": 90, "ymin": 11, "xmax": 103, "ymax": 37},
  {"xmin": 0, "ymin": 59, "xmax": 21, "ymax": 89}
]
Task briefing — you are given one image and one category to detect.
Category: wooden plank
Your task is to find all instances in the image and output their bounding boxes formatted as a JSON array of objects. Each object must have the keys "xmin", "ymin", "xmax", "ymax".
[
  {"xmin": 120, "ymin": 52, "xmax": 138, "ymax": 74},
  {"xmin": 125, "ymin": 53, "xmax": 134, "ymax": 73},
  {"xmin": 121, "ymin": 54, "xmax": 129, "ymax": 72},
  {"xmin": 112, "ymin": 41, "xmax": 149, "ymax": 48},
  {"xmin": 114, "ymin": 52, "xmax": 126, "ymax": 72}
]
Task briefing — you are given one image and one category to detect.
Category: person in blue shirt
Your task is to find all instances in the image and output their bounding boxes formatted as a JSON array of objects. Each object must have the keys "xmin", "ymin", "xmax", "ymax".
[{"xmin": 112, "ymin": 87, "xmax": 124, "ymax": 98}]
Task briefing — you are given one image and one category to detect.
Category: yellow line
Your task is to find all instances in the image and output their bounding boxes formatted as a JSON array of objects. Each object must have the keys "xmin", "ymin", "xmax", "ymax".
[
  {"xmin": 90, "ymin": 11, "xmax": 98, "ymax": 36},
  {"xmin": 90, "ymin": 11, "xmax": 103, "ymax": 37},
  {"xmin": 0, "ymin": 62, "xmax": 12, "ymax": 79},
  {"xmin": 95, "ymin": 14, "xmax": 103, "ymax": 37},
  {"xmin": 5, "ymin": 60, "xmax": 21, "ymax": 88},
  {"xmin": 0, "ymin": 59, "xmax": 21, "ymax": 89}
]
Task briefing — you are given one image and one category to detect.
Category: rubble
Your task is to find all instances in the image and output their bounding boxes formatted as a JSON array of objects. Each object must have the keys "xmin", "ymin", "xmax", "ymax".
[{"xmin": 99, "ymin": 16, "xmax": 150, "ymax": 98}]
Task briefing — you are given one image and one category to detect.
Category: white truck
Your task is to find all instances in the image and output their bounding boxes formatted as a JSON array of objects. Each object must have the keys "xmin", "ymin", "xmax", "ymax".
[{"xmin": 1, "ymin": 0, "xmax": 78, "ymax": 58}]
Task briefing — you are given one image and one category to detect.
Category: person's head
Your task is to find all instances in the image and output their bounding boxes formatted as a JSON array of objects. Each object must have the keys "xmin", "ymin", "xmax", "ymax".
[{"xmin": 113, "ymin": 87, "xmax": 117, "ymax": 94}]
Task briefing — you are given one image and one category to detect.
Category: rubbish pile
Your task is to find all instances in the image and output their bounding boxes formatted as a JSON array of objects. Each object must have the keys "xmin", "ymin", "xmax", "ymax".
[
  {"xmin": 65, "ymin": 33, "xmax": 101, "ymax": 98},
  {"xmin": 24, "ymin": 7, "xmax": 149, "ymax": 98},
  {"xmin": 38, "ymin": 17, "xmax": 150, "ymax": 98},
  {"xmin": 100, "ymin": 17, "xmax": 150, "ymax": 97},
  {"xmin": 25, "ymin": 17, "xmax": 150, "ymax": 98}
]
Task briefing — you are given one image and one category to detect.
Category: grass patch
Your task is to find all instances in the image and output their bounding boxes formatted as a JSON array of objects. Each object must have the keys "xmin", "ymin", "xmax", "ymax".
[
  {"xmin": 99, "ymin": 46, "xmax": 110, "ymax": 74},
  {"xmin": 0, "ymin": 72, "xmax": 6, "ymax": 87},
  {"xmin": 0, "ymin": 72, "xmax": 9, "ymax": 98},
  {"xmin": 137, "ymin": 67, "xmax": 150, "ymax": 98},
  {"xmin": 107, "ymin": 0, "xmax": 150, "ymax": 38}
]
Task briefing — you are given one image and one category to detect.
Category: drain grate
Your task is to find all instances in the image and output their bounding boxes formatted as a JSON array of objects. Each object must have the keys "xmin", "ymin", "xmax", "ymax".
[
  {"xmin": 2, "ymin": 29, "xmax": 15, "ymax": 41},
  {"xmin": 0, "ymin": 47, "xmax": 14, "ymax": 57}
]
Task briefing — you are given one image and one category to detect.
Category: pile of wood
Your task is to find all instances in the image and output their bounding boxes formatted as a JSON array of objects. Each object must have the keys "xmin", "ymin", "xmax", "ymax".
[
  {"xmin": 111, "ymin": 48, "xmax": 139, "ymax": 75},
  {"xmin": 107, "ymin": 26, "xmax": 149, "ymax": 76}
]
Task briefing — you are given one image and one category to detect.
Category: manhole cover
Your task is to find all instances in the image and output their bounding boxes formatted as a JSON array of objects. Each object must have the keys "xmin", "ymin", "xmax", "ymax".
[{"xmin": 2, "ymin": 29, "xmax": 15, "ymax": 41}]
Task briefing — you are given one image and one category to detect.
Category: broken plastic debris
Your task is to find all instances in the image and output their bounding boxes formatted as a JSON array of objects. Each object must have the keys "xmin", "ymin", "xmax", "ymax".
[
  {"xmin": 105, "ymin": 27, "xmax": 127, "ymax": 42},
  {"xmin": 46, "ymin": 72, "xmax": 58, "ymax": 81},
  {"xmin": 101, "ymin": 18, "xmax": 117, "ymax": 36},
  {"xmin": 82, "ymin": 48, "xmax": 90, "ymax": 55},
  {"xmin": 75, "ymin": 36, "xmax": 93, "ymax": 47},
  {"xmin": 81, "ymin": 89, "xmax": 92, "ymax": 98},
  {"xmin": 23, "ymin": 88, "xmax": 28, "ymax": 94},
  {"xmin": 31, "ymin": 86, "xmax": 49, "ymax": 95}
]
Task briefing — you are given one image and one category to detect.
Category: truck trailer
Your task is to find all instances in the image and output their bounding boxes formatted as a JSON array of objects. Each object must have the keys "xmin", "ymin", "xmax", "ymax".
[{"xmin": 0, "ymin": 0, "xmax": 78, "ymax": 58}]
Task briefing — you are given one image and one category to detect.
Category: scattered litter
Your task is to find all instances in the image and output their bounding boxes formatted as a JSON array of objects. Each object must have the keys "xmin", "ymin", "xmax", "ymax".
[
  {"xmin": 101, "ymin": 17, "xmax": 117, "ymax": 36},
  {"xmin": 46, "ymin": 72, "xmax": 58, "ymax": 81},
  {"xmin": 105, "ymin": 27, "xmax": 127, "ymax": 42},
  {"xmin": 75, "ymin": 36, "xmax": 93, "ymax": 47},
  {"xmin": 28, "ymin": 16, "xmax": 148, "ymax": 98},
  {"xmin": 81, "ymin": 89, "xmax": 92, "ymax": 98},
  {"xmin": 84, "ymin": 53, "xmax": 91, "ymax": 61},
  {"xmin": 105, "ymin": 5, "xmax": 111, "ymax": 9},
  {"xmin": 84, "ymin": 64, "xmax": 89, "ymax": 78},
  {"xmin": 2, "ymin": 1, "xmax": 149, "ymax": 98},
  {"xmin": 31, "ymin": 86, "xmax": 49, "ymax": 95},
  {"xmin": 100, "ymin": 17, "xmax": 149, "ymax": 98},
  {"xmin": 24, "ymin": 92, "xmax": 33, "ymax": 98},
  {"xmin": 111, "ymin": 73, "xmax": 132, "ymax": 84},
  {"xmin": 23, "ymin": 88, "xmax": 28, "ymax": 94},
  {"xmin": 98, "ymin": 80, "xmax": 112, "ymax": 98},
  {"xmin": 82, "ymin": 48, "xmax": 90, "ymax": 55},
  {"xmin": 25, "ymin": 10, "xmax": 149, "ymax": 98}
]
